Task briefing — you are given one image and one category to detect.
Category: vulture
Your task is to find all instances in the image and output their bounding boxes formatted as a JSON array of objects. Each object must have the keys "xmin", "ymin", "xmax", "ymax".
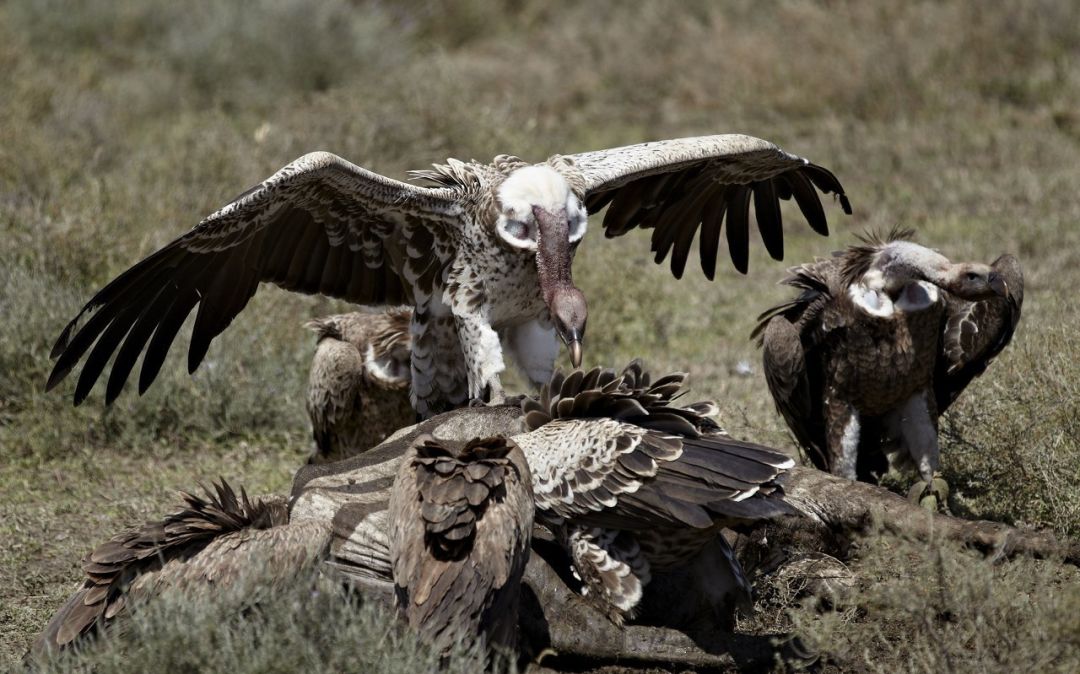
[
  {"xmin": 37, "ymin": 364, "xmax": 797, "ymax": 658},
  {"xmin": 45, "ymin": 134, "xmax": 851, "ymax": 417},
  {"xmin": 754, "ymin": 229, "xmax": 1023, "ymax": 506},
  {"xmin": 32, "ymin": 481, "xmax": 329, "ymax": 655},
  {"xmin": 306, "ymin": 306, "xmax": 415, "ymax": 464},
  {"xmin": 290, "ymin": 361, "xmax": 797, "ymax": 626},
  {"xmin": 389, "ymin": 435, "xmax": 533, "ymax": 662},
  {"xmin": 510, "ymin": 362, "xmax": 795, "ymax": 624}
]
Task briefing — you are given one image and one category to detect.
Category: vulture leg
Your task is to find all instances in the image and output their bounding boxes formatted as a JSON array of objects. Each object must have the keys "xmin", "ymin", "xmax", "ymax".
[
  {"xmin": 453, "ymin": 310, "xmax": 507, "ymax": 405},
  {"xmin": 408, "ymin": 301, "xmax": 470, "ymax": 417},
  {"xmin": 503, "ymin": 319, "xmax": 559, "ymax": 389},
  {"xmin": 893, "ymin": 392, "xmax": 950, "ymax": 512},
  {"xmin": 824, "ymin": 399, "xmax": 861, "ymax": 480}
]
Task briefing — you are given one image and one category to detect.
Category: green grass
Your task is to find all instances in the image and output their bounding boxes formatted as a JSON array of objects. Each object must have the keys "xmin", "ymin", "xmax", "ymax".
[{"xmin": 2, "ymin": 0, "xmax": 1079, "ymax": 670}]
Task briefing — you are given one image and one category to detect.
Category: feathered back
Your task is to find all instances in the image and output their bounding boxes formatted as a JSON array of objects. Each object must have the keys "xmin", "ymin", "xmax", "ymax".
[
  {"xmin": 406, "ymin": 158, "xmax": 488, "ymax": 189},
  {"xmin": 389, "ymin": 434, "xmax": 533, "ymax": 660},
  {"xmin": 305, "ymin": 306, "xmax": 416, "ymax": 463},
  {"xmin": 34, "ymin": 481, "xmax": 287, "ymax": 653},
  {"xmin": 521, "ymin": 360, "xmax": 721, "ymax": 438},
  {"xmin": 751, "ymin": 259, "xmax": 836, "ymax": 344},
  {"xmin": 305, "ymin": 306, "xmax": 412, "ymax": 354},
  {"xmin": 411, "ymin": 436, "xmax": 525, "ymax": 559}
]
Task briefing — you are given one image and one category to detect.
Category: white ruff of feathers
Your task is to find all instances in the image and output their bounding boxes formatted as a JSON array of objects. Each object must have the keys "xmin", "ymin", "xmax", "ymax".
[{"xmin": 496, "ymin": 166, "xmax": 587, "ymax": 247}]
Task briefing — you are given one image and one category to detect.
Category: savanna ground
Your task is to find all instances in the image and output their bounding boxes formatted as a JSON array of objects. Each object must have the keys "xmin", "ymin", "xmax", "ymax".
[{"xmin": 2, "ymin": 1, "xmax": 1079, "ymax": 671}]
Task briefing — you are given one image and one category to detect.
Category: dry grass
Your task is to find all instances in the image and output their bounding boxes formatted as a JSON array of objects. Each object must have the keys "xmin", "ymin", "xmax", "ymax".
[
  {"xmin": 2, "ymin": 0, "xmax": 1079, "ymax": 670},
  {"xmin": 23, "ymin": 570, "xmax": 490, "ymax": 674},
  {"xmin": 784, "ymin": 534, "xmax": 1080, "ymax": 673}
]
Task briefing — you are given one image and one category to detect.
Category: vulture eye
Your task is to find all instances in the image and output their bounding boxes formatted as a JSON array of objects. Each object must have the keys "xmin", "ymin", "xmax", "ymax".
[
  {"xmin": 965, "ymin": 272, "xmax": 980, "ymax": 281},
  {"xmin": 506, "ymin": 221, "xmax": 528, "ymax": 239},
  {"xmin": 496, "ymin": 216, "xmax": 538, "ymax": 250}
]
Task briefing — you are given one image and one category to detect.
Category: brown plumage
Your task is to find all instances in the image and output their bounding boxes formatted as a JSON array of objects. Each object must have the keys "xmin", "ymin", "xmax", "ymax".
[
  {"xmin": 754, "ymin": 229, "xmax": 1023, "ymax": 486},
  {"xmin": 292, "ymin": 361, "xmax": 796, "ymax": 629},
  {"xmin": 306, "ymin": 306, "xmax": 415, "ymax": 463},
  {"xmin": 389, "ymin": 435, "xmax": 533, "ymax": 662},
  {"xmin": 46, "ymin": 135, "xmax": 850, "ymax": 418},
  {"xmin": 33, "ymin": 480, "xmax": 329, "ymax": 655},
  {"xmin": 515, "ymin": 362, "xmax": 795, "ymax": 624}
]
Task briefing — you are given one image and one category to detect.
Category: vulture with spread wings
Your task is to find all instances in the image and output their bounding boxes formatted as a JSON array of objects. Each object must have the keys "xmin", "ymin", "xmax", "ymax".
[
  {"xmin": 754, "ymin": 230, "xmax": 1023, "ymax": 507},
  {"xmin": 48, "ymin": 135, "xmax": 850, "ymax": 417},
  {"xmin": 32, "ymin": 481, "xmax": 328, "ymax": 655}
]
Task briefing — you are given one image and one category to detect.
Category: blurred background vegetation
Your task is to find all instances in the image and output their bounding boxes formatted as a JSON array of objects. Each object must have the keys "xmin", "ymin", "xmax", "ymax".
[{"xmin": 2, "ymin": 0, "xmax": 1078, "ymax": 670}]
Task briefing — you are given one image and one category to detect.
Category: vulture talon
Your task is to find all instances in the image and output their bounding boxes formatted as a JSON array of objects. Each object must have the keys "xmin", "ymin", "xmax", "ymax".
[{"xmin": 483, "ymin": 380, "xmax": 507, "ymax": 406}]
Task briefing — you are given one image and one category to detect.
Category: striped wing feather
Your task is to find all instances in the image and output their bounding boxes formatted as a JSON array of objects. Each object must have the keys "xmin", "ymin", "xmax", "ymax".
[
  {"xmin": 47, "ymin": 152, "xmax": 463, "ymax": 405},
  {"xmin": 518, "ymin": 362, "xmax": 794, "ymax": 532}
]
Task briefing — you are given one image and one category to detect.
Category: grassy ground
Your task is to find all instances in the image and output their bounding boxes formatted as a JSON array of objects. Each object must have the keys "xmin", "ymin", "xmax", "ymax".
[{"xmin": 2, "ymin": 0, "xmax": 1079, "ymax": 670}]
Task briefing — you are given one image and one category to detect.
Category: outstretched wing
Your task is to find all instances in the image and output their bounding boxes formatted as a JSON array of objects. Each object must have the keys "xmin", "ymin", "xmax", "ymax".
[
  {"xmin": 570, "ymin": 134, "xmax": 851, "ymax": 278},
  {"xmin": 47, "ymin": 152, "xmax": 465, "ymax": 404},
  {"xmin": 935, "ymin": 254, "xmax": 1024, "ymax": 413},
  {"xmin": 520, "ymin": 419, "xmax": 794, "ymax": 531}
]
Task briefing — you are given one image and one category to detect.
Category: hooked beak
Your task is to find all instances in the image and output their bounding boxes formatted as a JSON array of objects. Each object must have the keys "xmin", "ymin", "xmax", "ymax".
[
  {"xmin": 568, "ymin": 339, "xmax": 582, "ymax": 368},
  {"xmin": 988, "ymin": 271, "xmax": 1009, "ymax": 298},
  {"xmin": 558, "ymin": 326, "xmax": 584, "ymax": 368}
]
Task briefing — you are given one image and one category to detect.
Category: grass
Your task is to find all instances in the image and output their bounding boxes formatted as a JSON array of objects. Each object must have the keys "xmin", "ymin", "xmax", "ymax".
[
  {"xmin": 1, "ymin": 0, "xmax": 1078, "ymax": 670},
  {"xmin": 782, "ymin": 533, "xmax": 1080, "ymax": 673},
  {"xmin": 23, "ymin": 570, "xmax": 489, "ymax": 674}
]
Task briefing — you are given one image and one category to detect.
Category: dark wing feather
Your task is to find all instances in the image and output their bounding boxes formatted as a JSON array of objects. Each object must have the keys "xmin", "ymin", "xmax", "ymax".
[
  {"xmin": 524, "ymin": 420, "xmax": 794, "ymax": 531},
  {"xmin": 754, "ymin": 259, "xmax": 840, "ymax": 468},
  {"xmin": 518, "ymin": 362, "xmax": 794, "ymax": 531},
  {"xmin": 33, "ymin": 481, "xmax": 290, "ymax": 654},
  {"xmin": 935, "ymin": 254, "xmax": 1024, "ymax": 414},
  {"xmin": 48, "ymin": 152, "xmax": 463, "ymax": 404},
  {"xmin": 388, "ymin": 435, "xmax": 533, "ymax": 657},
  {"xmin": 570, "ymin": 134, "xmax": 851, "ymax": 276}
]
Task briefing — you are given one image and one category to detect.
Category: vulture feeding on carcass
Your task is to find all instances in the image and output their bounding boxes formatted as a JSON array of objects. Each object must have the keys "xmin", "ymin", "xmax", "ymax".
[
  {"xmin": 37, "ymin": 362, "xmax": 799, "ymax": 660},
  {"xmin": 45, "ymin": 134, "xmax": 851, "ymax": 417},
  {"xmin": 510, "ymin": 362, "xmax": 795, "ymax": 625},
  {"xmin": 389, "ymin": 434, "xmax": 533, "ymax": 662},
  {"xmin": 32, "ymin": 481, "xmax": 329, "ymax": 655},
  {"xmin": 305, "ymin": 306, "xmax": 415, "ymax": 464},
  {"xmin": 754, "ymin": 229, "xmax": 1023, "ymax": 508},
  {"xmin": 289, "ymin": 361, "xmax": 798, "ymax": 628}
]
